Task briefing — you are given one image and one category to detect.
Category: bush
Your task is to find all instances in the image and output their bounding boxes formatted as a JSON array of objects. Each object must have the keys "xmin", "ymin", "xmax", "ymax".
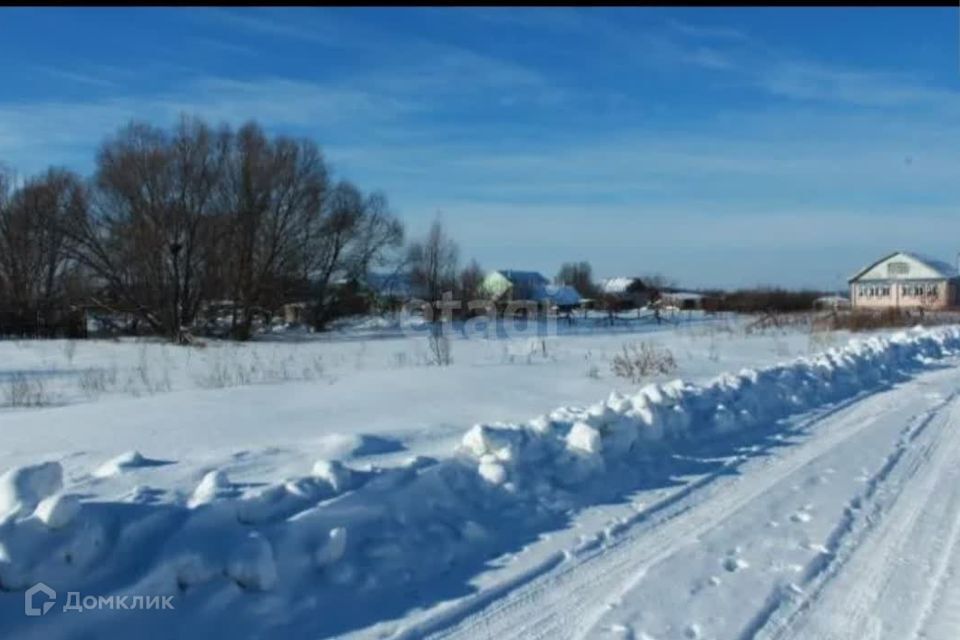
[
  {"xmin": 710, "ymin": 288, "xmax": 825, "ymax": 314},
  {"xmin": 3, "ymin": 375, "xmax": 51, "ymax": 407},
  {"xmin": 611, "ymin": 342, "xmax": 678, "ymax": 383},
  {"xmin": 824, "ymin": 308, "xmax": 917, "ymax": 332}
]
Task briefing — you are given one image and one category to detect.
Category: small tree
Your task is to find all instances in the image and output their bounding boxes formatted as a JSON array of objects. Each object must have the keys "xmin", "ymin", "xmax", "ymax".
[{"xmin": 408, "ymin": 219, "xmax": 459, "ymax": 322}]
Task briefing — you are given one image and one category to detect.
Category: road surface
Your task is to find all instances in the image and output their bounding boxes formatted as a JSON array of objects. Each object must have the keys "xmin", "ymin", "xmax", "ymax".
[{"xmin": 397, "ymin": 361, "xmax": 960, "ymax": 640}]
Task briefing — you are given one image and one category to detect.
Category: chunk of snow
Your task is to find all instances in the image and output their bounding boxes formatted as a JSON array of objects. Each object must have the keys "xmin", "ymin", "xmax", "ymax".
[
  {"xmin": 567, "ymin": 422, "xmax": 602, "ymax": 455},
  {"xmin": 312, "ymin": 459, "xmax": 355, "ymax": 493},
  {"xmin": 34, "ymin": 494, "xmax": 81, "ymax": 529},
  {"xmin": 0, "ymin": 461, "xmax": 63, "ymax": 520},
  {"xmin": 93, "ymin": 450, "xmax": 146, "ymax": 477},
  {"xmin": 188, "ymin": 470, "xmax": 232, "ymax": 508},
  {"xmin": 478, "ymin": 460, "xmax": 508, "ymax": 485}
]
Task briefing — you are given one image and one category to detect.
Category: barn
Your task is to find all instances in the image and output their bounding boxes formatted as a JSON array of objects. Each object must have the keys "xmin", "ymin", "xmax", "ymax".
[{"xmin": 849, "ymin": 251, "xmax": 960, "ymax": 310}]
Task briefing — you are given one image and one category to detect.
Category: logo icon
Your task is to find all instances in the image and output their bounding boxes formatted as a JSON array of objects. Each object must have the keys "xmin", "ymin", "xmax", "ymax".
[{"xmin": 25, "ymin": 582, "xmax": 56, "ymax": 617}]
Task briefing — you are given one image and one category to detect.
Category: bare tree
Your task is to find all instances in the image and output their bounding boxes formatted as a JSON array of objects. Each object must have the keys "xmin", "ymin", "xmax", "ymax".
[
  {"xmin": 556, "ymin": 261, "xmax": 597, "ymax": 298},
  {"xmin": 0, "ymin": 168, "xmax": 85, "ymax": 311},
  {"xmin": 216, "ymin": 122, "xmax": 329, "ymax": 339},
  {"xmin": 305, "ymin": 181, "xmax": 403, "ymax": 330},
  {"xmin": 66, "ymin": 117, "xmax": 228, "ymax": 342},
  {"xmin": 408, "ymin": 219, "xmax": 459, "ymax": 322}
]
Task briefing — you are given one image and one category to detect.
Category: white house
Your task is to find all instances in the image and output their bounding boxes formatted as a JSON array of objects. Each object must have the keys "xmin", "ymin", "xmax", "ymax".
[{"xmin": 849, "ymin": 251, "xmax": 960, "ymax": 310}]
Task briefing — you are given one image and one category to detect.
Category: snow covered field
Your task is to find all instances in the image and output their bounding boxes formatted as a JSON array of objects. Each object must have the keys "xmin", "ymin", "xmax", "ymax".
[{"xmin": 3, "ymin": 316, "xmax": 960, "ymax": 639}]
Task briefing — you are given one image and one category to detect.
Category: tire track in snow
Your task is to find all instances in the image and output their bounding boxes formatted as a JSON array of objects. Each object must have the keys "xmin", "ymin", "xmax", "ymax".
[
  {"xmin": 417, "ymin": 377, "xmax": 949, "ymax": 640},
  {"xmin": 911, "ymin": 491, "xmax": 960, "ymax": 640},
  {"xmin": 754, "ymin": 391, "xmax": 960, "ymax": 640}
]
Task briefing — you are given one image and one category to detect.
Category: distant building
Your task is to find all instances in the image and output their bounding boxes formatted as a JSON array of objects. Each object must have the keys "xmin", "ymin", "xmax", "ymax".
[
  {"xmin": 660, "ymin": 291, "xmax": 704, "ymax": 310},
  {"xmin": 481, "ymin": 270, "xmax": 550, "ymax": 301},
  {"xmin": 849, "ymin": 251, "xmax": 960, "ymax": 310},
  {"xmin": 538, "ymin": 284, "xmax": 582, "ymax": 311},
  {"xmin": 813, "ymin": 295, "xmax": 851, "ymax": 311},
  {"xmin": 599, "ymin": 277, "xmax": 652, "ymax": 309},
  {"xmin": 481, "ymin": 270, "xmax": 581, "ymax": 311}
]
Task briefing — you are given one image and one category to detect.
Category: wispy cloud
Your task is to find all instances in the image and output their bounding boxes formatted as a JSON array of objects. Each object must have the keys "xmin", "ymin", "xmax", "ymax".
[
  {"xmin": 201, "ymin": 9, "xmax": 347, "ymax": 47},
  {"xmin": 35, "ymin": 65, "xmax": 118, "ymax": 89},
  {"xmin": 0, "ymin": 75, "xmax": 415, "ymax": 174},
  {"xmin": 756, "ymin": 60, "xmax": 957, "ymax": 108}
]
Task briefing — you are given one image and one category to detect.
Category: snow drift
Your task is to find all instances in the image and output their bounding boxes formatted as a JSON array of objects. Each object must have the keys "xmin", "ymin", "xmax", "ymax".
[{"xmin": 2, "ymin": 327, "xmax": 960, "ymax": 638}]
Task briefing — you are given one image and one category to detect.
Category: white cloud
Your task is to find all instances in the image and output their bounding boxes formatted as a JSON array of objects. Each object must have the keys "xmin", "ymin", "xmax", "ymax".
[{"xmin": 756, "ymin": 60, "xmax": 957, "ymax": 109}]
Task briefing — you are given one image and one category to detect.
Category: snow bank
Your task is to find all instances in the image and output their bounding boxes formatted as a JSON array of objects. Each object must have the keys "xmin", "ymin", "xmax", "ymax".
[{"xmin": 1, "ymin": 327, "xmax": 959, "ymax": 635}]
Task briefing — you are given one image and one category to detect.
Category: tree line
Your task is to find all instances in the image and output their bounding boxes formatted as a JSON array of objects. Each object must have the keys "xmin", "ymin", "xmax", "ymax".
[{"xmin": 0, "ymin": 116, "xmax": 408, "ymax": 341}]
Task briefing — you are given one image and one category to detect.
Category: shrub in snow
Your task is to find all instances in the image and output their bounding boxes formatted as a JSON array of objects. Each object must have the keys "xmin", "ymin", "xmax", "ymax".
[
  {"xmin": 611, "ymin": 341, "xmax": 678, "ymax": 383},
  {"xmin": 427, "ymin": 332, "xmax": 453, "ymax": 366},
  {"xmin": 2, "ymin": 374, "xmax": 52, "ymax": 408},
  {"xmin": 0, "ymin": 461, "xmax": 63, "ymax": 521}
]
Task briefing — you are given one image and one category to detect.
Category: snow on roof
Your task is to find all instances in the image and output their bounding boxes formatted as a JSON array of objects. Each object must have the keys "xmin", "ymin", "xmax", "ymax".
[
  {"xmin": 600, "ymin": 277, "xmax": 645, "ymax": 295},
  {"xmin": 849, "ymin": 251, "xmax": 959, "ymax": 282},
  {"xmin": 902, "ymin": 252, "xmax": 959, "ymax": 278}
]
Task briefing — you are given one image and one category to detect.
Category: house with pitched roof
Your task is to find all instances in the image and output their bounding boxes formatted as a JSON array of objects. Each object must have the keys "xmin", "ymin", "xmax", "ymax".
[
  {"xmin": 480, "ymin": 270, "xmax": 582, "ymax": 311},
  {"xmin": 849, "ymin": 251, "xmax": 960, "ymax": 309}
]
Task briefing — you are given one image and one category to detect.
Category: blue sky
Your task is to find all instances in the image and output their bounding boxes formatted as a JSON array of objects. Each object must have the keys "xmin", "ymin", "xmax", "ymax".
[{"xmin": 2, "ymin": 8, "xmax": 960, "ymax": 290}]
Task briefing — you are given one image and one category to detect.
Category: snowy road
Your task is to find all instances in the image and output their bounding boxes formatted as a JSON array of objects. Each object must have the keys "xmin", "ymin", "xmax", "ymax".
[{"xmin": 412, "ymin": 362, "xmax": 960, "ymax": 640}]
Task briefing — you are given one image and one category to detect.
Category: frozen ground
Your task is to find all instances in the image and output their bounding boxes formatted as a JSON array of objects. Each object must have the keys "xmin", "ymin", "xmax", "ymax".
[{"xmin": 2, "ymin": 315, "xmax": 958, "ymax": 639}]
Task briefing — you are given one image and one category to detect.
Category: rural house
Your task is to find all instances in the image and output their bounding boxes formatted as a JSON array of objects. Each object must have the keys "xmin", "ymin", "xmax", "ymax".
[
  {"xmin": 849, "ymin": 251, "xmax": 960, "ymax": 310},
  {"xmin": 599, "ymin": 277, "xmax": 652, "ymax": 310},
  {"xmin": 481, "ymin": 270, "xmax": 582, "ymax": 311},
  {"xmin": 481, "ymin": 270, "xmax": 550, "ymax": 301}
]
